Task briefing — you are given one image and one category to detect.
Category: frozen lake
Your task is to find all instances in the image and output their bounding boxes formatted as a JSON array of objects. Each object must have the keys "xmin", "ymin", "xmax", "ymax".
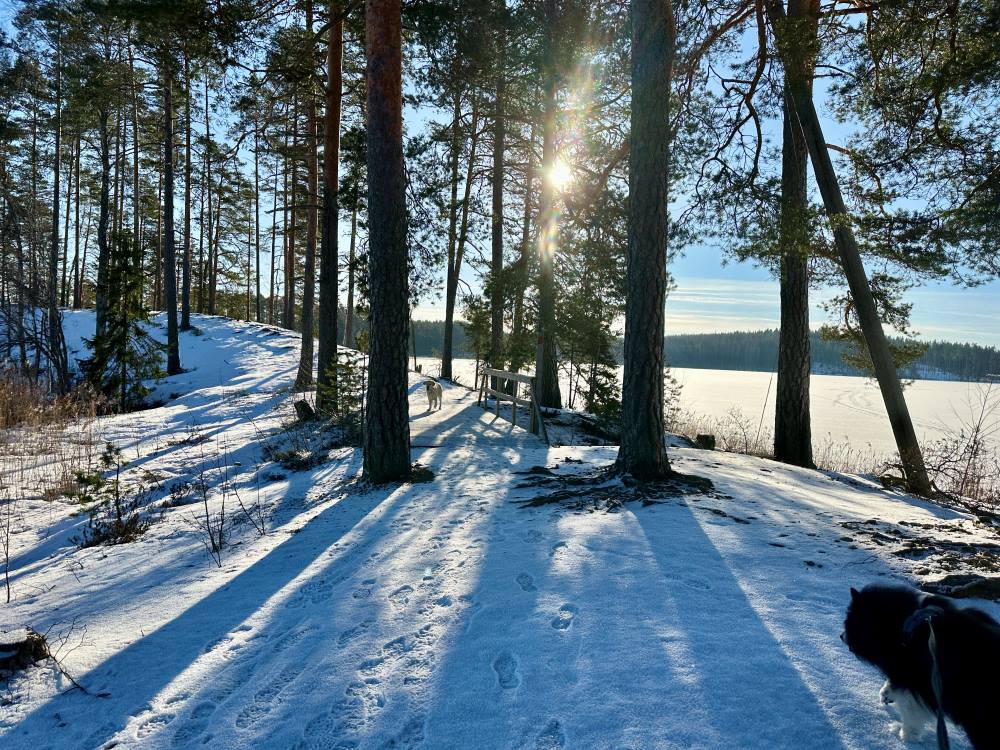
[{"xmin": 417, "ymin": 357, "xmax": 998, "ymax": 459}]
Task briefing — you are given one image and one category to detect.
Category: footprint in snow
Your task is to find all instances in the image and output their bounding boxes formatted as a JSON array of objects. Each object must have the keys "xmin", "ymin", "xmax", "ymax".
[
  {"xmin": 389, "ymin": 584, "xmax": 415, "ymax": 608},
  {"xmin": 189, "ymin": 702, "xmax": 216, "ymax": 721},
  {"xmin": 516, "ymin": 573, "xmax": 537, "ymax": 592},
  {"xmin": 338, "ymin": 619, "xmax": 374, "ymax": 647},
  {"xmin": 535, "ymin": 719, "xmax": 566, "ymax": 749},
  {"xmin": 551, "ymin": 604, "xmax": 578, "ymax": 630},
  {"xmin": 493, "ymin": 651, "xmax": 520, "ymax": 689},
  {"xmin": 136, "ymin": 712, "xmax": 175, "ymax": 738},
  {"xmin": 171, "ymin": 719, "xmax": 209, "ymax": 747}
]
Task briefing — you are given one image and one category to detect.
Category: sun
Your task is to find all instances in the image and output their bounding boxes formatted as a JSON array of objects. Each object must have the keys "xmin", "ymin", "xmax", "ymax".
[{"xmin": 547, "ymin": 158, "xmax": 574, "ymax": 192}]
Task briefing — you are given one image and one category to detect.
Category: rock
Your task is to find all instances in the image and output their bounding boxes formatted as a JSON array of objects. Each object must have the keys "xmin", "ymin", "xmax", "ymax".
[
  {"xmin": 294, "ymin": 399, "xmax": 315, "ymax": 422},
  {"xmin": 922, "ymin": 574, "xmax": 1000, "ymax": 601},
  {"xmin": 695, "ymin": 434, "xmax": 716, "ymax": 451},
  {"xmin": 0, "ymin": 627, "xmax": 49, "ymax": 672}
]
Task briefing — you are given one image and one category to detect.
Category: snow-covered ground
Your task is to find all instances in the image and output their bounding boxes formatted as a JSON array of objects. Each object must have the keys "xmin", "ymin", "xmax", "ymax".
[
  {"xmin": 417, "ymin": 356, "xmax": 1000, "ymax": 459},
  {"xmin": 2, "ymin": 312, "xmax": 998, "ymax": 749}
]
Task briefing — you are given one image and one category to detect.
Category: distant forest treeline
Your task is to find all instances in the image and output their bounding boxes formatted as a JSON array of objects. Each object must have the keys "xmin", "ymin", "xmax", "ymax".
[{"xmin": 373, "ymin": 319, "xmax": 999, "ymax": 382}]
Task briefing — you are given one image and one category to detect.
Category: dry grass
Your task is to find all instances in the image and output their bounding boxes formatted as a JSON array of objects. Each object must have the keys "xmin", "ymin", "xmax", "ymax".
[
  {"xmin": 0, "ymin": 371, "xmax": 103, "ymax": 506},
  {"xmin": 669, "ymin": 387, "xmax": 1000, "ymax": 510}
]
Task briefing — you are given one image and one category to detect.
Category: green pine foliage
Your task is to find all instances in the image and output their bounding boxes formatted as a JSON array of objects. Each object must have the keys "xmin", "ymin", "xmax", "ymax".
[
  {"xmin": 460, "ymin": 295, "xmax": 491, "ymax": 388},
  {"xmin": 316, "ymin": 350, "xmax": 367, "ymax": 442},
  {"xmin": 69, "ymin": 442, "xmax": 151, "ymax": 547},
  {"xmin": 83, "ymin": 231, "xmax": 163, "ymax": 411}
]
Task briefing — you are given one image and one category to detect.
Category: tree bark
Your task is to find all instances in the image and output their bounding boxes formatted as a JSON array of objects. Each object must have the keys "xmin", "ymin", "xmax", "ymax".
[
  {"xmin": 343, "ymin": 203, "xmax": 357, "ymax": 346},
  {"xmin": 534, "ymin": 0, "xmax": 561, "ymax": 408},
  {"xmin": 59, "ymin": 139, "xmax": 72, "ymax": 308},
  {"xmin": 130, "ymin": 45, "xmax": 142, "ymax": 303},
  {"xmin": 442, "ymin": 98, "xmax": 479, "ymax": 381},
  {"xmin": 774, "ymin": 0, "xmax": 818, "ymax": 468},
  {"xmin": 295, "ymin": 2, "xmax": 320, "ymax": 390},
  {"xmin": 204, "ymin": 76, "xmax": 216, "ymax": 315},
  {"xmin": 317, "ymin": 4, "xmax": 343, "ymax": 412},
  {"xmin": 440, "ymin": 89, "xmax": 462, "ymax": 380},
  {"xmin": 269, "ymin": 158, "xmax": 279, "ymax": 324},
  {"xmin": 615, "ymin": 0, "xmax": 676, "ymax": 479},
  {"xmin": 95, "ymin": 105, "xmax": 111, "ymax": 339},
  {"xmin": 181, "ymin": 51, "xmax": 193, "ymax": 330},
  {"xmin": 48, "ymin": 28, "xmax": 68, "ymax": 393},
  {"xmin": 162, "ymin": 61, "xmax": 181, "ymax": 375},
  {"xmin": 284, "ymin": 98, "xmax": 298, "ymax": 330},
  {"xmin": 766, "ymin": 0, "xmax": 932, "ymax": 496},
  {"xmin": 509, "ymin": 118, "xmax": 535, "ymax": 374},
  {"xmin": 71, "ymin": 135, "xmax": 81, "ymax": 308},
  {"xmin": 489, "ymin": 26, "xmax": 507, "ymax": 391},
  {"xmin": 253, "ymin": 128, "xmax": 261, "ymax": 322},
  {"xmin": 363, "ymin": 0, "xmax": 411, "ymax": 482}
]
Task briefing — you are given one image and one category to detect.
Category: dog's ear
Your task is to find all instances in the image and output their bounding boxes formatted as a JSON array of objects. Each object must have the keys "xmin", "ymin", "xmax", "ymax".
[{"xmin": 850, "ymin": 587, "xmax": 860, "ymax": 601}]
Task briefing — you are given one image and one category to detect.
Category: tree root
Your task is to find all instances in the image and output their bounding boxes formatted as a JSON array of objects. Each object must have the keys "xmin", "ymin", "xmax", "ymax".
[{"xmin": 515, "ymin": 465, "xmax": 713, "ymax": 510}]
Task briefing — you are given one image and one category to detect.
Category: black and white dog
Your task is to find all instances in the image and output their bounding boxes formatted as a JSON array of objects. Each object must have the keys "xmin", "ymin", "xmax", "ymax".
[{"xmin": 842, "ymin": 583, "xmax": 1000, "ymax": 748}]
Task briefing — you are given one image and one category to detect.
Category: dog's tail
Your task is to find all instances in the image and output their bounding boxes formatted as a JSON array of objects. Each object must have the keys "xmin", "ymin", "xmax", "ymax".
[{"xmin": 904, "ymin": 607, "xmax": 949, "ymax": 750}]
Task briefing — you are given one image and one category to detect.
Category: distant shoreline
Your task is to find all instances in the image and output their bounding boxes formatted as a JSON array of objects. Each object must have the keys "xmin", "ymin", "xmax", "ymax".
[{"xmin": 402, "ymin": 320, "xmax": 1000, "ymax": 384}]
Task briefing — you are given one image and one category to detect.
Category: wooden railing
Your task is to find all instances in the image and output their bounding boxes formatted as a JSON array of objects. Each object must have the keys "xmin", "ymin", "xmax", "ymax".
[{"xmin": 478, "ymin": 367, "xmax": 549, "ymax": 445}]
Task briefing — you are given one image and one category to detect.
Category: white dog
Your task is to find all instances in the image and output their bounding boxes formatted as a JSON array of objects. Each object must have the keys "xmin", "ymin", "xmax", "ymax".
[{"xmin": 424, "ymin": 380, "xmax": 442, "ymax": 411}]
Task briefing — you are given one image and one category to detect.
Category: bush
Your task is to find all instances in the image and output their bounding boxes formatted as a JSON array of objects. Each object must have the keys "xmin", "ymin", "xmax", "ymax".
[{"xmin": 69, "ymin": 442, "xmax": 151, "ymax": 547}]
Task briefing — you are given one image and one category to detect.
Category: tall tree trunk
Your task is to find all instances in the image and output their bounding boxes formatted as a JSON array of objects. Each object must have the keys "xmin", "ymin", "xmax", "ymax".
[
  {"xmin": 284, "ymin": 99, "xmax": 298, "ymax": 330},
  {"xmin": 534, "ymin": 0, "xmax": 561, "ymax": 408},
  {"xmin": 269, "ymin": 158, "xmax": 279, "ymax": 324},
  {"xmin": 363, "ymin": 0, "xmax": 411, "ymax": 482},
  {"xmin": 112, "ymin": 107, "xmax": 122, "ymax": 242},
  {"xmin": 162, "ymin": 61, "xmax": 181, "ymax": 375},
  {"xmin": 79, "ymin": 204, "xmax": 92, "ymax": 307},
  {"xmin": 153, "ymin": 166, "xmax": 162, "ymax": 309},
  {"xmin": 130, "ymin": 45, "xmax": 142, "ymax": 281},
  {"xmin": 246, "ymin": 205, "xmax": 252, "ymax": 320},
  {"xmin": 95, "ymin": 106, "xmax": 111, "ymax": 338},
  {"xmin": 440, "ymin": 86, "xmax": 462, "ymax": 380},
  {"xmin": 181, "ymin": 51, "xmax": 193, "ymax": 329},
  {"xmin": 295, "ymin": 0, "xmax": 320, "ymax": 390},
  {"xmin": 60, "ymin": 138, "xmax": 72, "ymax": 307},
  {"xmin": 253, "ymin": 128, "xmax": 261, "ymax": 322},
  {"xmin": 48, "ymin": 29, "xmax": 68, "ymax": 393},
  {"xmin": 489, "ymin": 26, "xmax": 507, "ymax": 390},
  {"xmin": 615, "ymin": 0, "xmax": 676, "ymax": 479},
  {"xmin": 204, "ymin": 76, "xmax": 216, "ymax": 315},
  {"xmin": 774, "ymin": 0, "xmax": 818, "ymax": 468},
  {"xmin": 317, "ymin": 4, "xmax": 343, "ymax": 412},
  {"xmin": 343, "ymin": 203, "xmax": 357, "ymax": 346},
  {"xmin": 129, "ymin": 48, "xmax": 142, "ymax": 294},
  {"xmin": 71, "ymin": 135, "xmax": 82, "ymax": 308},
  {"xmin": 509, "ymin": 118, "xmax": 535, "ymax": 374},
  {"xmin": 765, "ymin": 0, "xmax": 932, "ymax": 496},
  {"xmin": 442, "ymin": 100, "xmax": 479, "ymax": 379}
]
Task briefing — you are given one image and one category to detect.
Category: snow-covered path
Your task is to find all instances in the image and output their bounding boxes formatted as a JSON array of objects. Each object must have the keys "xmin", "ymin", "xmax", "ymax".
[{"xmin": 2, "ymin": 314, "xmax": 994, "ymax": 749}]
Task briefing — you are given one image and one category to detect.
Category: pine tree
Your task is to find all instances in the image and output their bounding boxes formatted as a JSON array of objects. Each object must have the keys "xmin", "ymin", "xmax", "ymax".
[
  {"xmin": 616, "ymin": 0, "xmax": 675, "ymax": 479},
  {"xmin": 362, "ymin": 0, "xmax": 411, "ymax": 482}
]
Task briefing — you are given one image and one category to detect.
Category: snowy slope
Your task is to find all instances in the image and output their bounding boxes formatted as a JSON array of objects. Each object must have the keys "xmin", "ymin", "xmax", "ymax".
[{"xmin": 2, "ymin": 313, "xmax": 998, "ymax": 749}]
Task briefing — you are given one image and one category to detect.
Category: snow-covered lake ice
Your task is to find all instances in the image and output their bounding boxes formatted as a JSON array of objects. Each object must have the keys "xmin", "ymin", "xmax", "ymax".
[{"xmin": 418, "ymin": 357, "xmax": 997, "ymax": 458}]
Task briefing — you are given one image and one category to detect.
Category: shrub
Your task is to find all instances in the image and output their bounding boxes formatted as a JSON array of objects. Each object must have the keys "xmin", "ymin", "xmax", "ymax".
[{"xmin": 69, "ymin": 442, "xmax": 150, "ymax": 547}]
